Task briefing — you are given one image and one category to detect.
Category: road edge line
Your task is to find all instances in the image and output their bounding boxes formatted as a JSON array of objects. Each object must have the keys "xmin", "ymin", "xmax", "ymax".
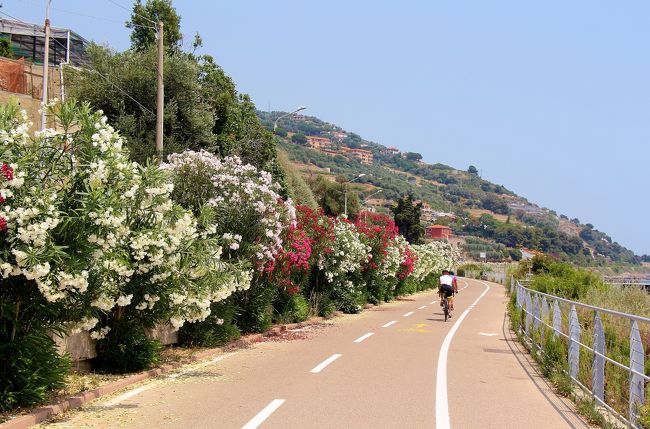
[{"xmin": 435, "ymin": 281, "xmax": 490, "ymax": 429}]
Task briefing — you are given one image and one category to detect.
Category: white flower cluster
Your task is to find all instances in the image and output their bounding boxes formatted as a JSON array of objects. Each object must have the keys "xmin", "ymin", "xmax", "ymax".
[
  {"xmin": 165, "ymin": 150, "xmax": 296, "ymax": 269},
  {"xmin": 378, "ymin": 235, "xmax": 410, "ymax": 280},
  {"xmin": 320, "ymin": 220, "xmax": 371, "ymax": 284},
  {"xmin": 410, "ymin": 241, "xmax": 461, "ymax": 282},
  {"xmin": 0, "ymin": 102, "xmax": 252, "ymax": 338}
]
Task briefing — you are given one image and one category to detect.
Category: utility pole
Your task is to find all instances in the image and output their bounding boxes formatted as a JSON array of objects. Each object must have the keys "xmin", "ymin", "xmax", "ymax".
[
  {"xmin": 155, "ymin": 21, "xmax": 164, "ymax": 162},
  {"xmin": 40, "ymin": 0, "xmax": 52, "ymax": 130}
]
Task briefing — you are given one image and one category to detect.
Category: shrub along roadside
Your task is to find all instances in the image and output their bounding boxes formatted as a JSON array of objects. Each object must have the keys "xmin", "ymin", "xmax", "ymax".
[{"xmin": 0, "ymin": 101, "xmax": 460, "ymax": 412}]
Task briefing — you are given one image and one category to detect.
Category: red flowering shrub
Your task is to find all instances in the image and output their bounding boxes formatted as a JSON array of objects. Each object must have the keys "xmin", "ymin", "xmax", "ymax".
[
  {"xmin": 397, "ymin": 245, "xmax": 416, "ymax": 280},
  {"xmin": 355, "ymin": 211, "xmax": 399, "ymax": 271}
]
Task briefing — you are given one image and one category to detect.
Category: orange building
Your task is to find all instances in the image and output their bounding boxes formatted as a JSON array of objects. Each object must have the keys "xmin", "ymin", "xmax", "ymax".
[
  {"xmin": 306, "ymin": 136, "xmax": 332, "ymax": 150},
  {"xmin": 426, "ymin": 225, "xmax": 452, "ymax": 240},
  {"xmin": 341, "ymin": 147, "xmax": 373, "ymax": 165}
]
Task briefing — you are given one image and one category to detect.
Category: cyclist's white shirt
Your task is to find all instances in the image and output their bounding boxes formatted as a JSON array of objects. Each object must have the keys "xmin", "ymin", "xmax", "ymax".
[{"xmin": 440, "ymin": 274, "xmax": 453, "ymax": 286}]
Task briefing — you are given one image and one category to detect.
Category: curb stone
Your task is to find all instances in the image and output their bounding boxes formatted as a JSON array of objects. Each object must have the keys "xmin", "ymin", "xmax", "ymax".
[{"xmin": 0, "ymin": 316, "xmax": 326, "ymax": 429}]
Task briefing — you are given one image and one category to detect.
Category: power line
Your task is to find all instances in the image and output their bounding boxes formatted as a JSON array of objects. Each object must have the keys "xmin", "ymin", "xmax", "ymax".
[
  {"xmin": 16, "ymin": 0, "xmax": 124, "ymax": 25},
  {"xmin": 0, "ymin": 10, "xmax": 155, "ymax": 117},
  {"xmin": 105, "ymin": 0, "xmax": 157, "ymax": 27},
  {"xmin": 85, "ymin": 68, "xmax": 156, "ymax": 117}
]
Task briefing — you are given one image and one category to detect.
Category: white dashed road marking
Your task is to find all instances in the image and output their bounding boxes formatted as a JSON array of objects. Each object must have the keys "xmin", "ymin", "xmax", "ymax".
[
  {"xmin": 353, "ymin": 333, "xmax": 374, "ymax": 343},
  {"xmin": 310, "ymin": 354, "xmax": 342, "ymax": 373},
  {"xmin": 382, "ymin": 321, "xmax": 397, "ymax": 328},
  {"xmin": 242, "ymin": 399, "xmax": 285, "ymax": 429},
  {"xmin": 403, "ymin": 311, "xmax": 414, "ymax": 317}
]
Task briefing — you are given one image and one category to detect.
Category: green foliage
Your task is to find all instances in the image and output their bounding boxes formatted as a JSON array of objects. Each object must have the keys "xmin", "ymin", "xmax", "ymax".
[
  {"xmin": 639, "ymin": 391, "xmax": 650, "ymax": 429},
  {"xmin": 177, "ymin": 301, "xmax": 241, "ymax": 347},
  {"xmin": 540, "ymin": 334, "xmax": 567, "ymax": 378},
  {"xmin": 273, "ymin": 292, "xmax": 309, "ymax": 324},
  {"xmin": 277, "ymin": 150, "xmax": 317, "ymax": 209},
  {"xmin": 576, "ymin": 399, "xmax": 616, "ymax": 429},
  {"xmin": 467, "ymin": 165, "xmax": 478, "ymax": 175},
  {"xmin": 521, "ymin": 256, "xmax": 605, "ymax": 299},
  {"xmin": 391, "ymin": 193, "xmax": 424, "ymax": 244},
  {"xmin": 232, "ymin": 278, "xmax": 275, "ymax": 333},
  {"xmin": 66, "ymin": 44, "xmax": 215, "ymax": 164},
  {"xmin": 404, "ymin": 152, "xmax": 422, "ymax": 161},
  {"xmin": 0, "ymin": 270, "xmax": 70, "ymax": 411},
  {"xmin": 308, "ymin": 176, "xmax": 360, "ymax": 219},
  {"xmin": 95, "ymin": 321, "xmax": 162, "ymax": 374},
  {"xmin": 0, "ymin": 38, "xmax": 13, "ymax": 59},
  {"xmin": 67, "ymin": 27, "xmax": 279, "ymax": 176},
  {"xmin": 291, "ymin": 133, "xmax": 307, "ymax": 145},
  {"xmin": 0, "ymin": 332, "xmax": 70, "ymax": 411},
  {"xmin": 128, "ymin": 0, "xmax": 182, "ymax": 52},
  {"xmin": 480, "ymin": 195, "xmax": 510, "ymax": 215}
]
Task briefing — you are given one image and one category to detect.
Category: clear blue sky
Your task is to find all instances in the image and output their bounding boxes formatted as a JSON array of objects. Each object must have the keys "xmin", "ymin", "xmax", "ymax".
[{"xmin": 8, "ymin": 1, "xmax": 650, "ymax": 255}]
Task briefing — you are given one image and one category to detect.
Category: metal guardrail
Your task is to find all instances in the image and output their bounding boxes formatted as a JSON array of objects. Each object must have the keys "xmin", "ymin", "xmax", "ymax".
[{"xmin": 511, "ymin": 278, "xmax": 649, "ymax": 428}]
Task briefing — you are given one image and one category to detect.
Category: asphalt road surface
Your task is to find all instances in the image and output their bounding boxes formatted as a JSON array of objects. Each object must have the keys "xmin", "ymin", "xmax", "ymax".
[{"xmin": 39, "ymin": 279, "xmax": 590, "ymax": 429}]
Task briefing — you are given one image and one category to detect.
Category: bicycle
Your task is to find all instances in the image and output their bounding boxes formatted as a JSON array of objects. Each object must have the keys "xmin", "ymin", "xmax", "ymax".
[{"xmin": 442, "ymin": 295, "xmax": 452, "ymax": 322}]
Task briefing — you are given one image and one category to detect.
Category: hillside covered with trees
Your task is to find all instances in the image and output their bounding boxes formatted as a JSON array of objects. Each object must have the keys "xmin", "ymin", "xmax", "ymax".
[{"xmin": 259, "ymin": 111, "xmax": 643, "ymax": 266}]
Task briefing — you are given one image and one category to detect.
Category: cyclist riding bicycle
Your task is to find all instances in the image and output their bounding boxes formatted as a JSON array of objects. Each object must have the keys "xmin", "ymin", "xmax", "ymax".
[
  {"xmin": 439, "ymin": 269, "xmax": 455, "ymax": 314},
  {"xmin": 449, "ymin": 270, "xmax": 459, "ymax": 294}
]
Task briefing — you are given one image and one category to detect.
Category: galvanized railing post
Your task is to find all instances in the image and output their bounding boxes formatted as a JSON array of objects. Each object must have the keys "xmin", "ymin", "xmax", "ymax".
[
  {"xmin": 592, "ymin": 311, "xmax": 605, "ymax": 402},
  {"xmin": 569, "ymin": 305, "xmax": 581, "ymax": 380},
  {"xmin": 629, "ymin": 320, "xmax": 645, "ymax": 426},
  {"xmin": 553, "ymin": 300, "xmax": 562, "ymax": 338},
  {"xmin": 525, "ymin": 291, "xmax": 532, "ymax": 338},
  {"xmin": 541, "ymin": 297, "xmax": 549, "ymax": 346},
  {"xmin": 533, "ymin": 295, "xmax": 541, "ymax": 331}
]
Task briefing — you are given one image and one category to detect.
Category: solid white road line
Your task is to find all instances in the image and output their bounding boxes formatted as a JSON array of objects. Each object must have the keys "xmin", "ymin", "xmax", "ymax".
[
  {"xmin": 419, "ymin": 305, "xmax": 427, "ymax": 310},
  {"xmin": 310, "ymin": 354, "xmax": 342, "ymax": 373},
  {"xmin": 242, "ymin": 399, "xmax": 285, "ymax": 429},
  {"xmin": 382, "ymin": 320, "xmax": 397, "ymax": 328},
  {"xmin": 353, "ymin": 332, "xmax": 374, "ymax": 343},
  {"xmin": 103, "ymin": 386, "xmax": 150, "ymax": 407},
  {"xmin": 403, "ymin": 311, "xmax": 414, "ymax": 317},
  {"xmin": 436, "ymin": 281, "xmax": 491, "ymax": 429}
]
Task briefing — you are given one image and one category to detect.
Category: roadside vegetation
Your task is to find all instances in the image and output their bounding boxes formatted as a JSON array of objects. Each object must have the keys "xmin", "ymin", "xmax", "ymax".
[{"xmin": 509, "ymin": 256, "xmax": 650, "ymax": 428}]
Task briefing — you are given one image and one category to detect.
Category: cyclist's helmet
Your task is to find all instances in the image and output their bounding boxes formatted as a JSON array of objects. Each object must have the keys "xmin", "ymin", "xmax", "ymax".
[{"xmin": 449, "ymin": 271, "xmax": 455, "ymax": 276}]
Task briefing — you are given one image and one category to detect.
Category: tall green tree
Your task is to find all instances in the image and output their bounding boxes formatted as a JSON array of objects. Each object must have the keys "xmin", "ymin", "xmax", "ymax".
[
  {"xmin": 67, "ymin": 2, "xmax": 280, "ymax": 176},
  {"xmin": 127, "ymin": 0, "xmax": 182, "ymax": 52},
  {"xmin": 309, "ymin": 176, "xmax": 360, "ymax": 219},
  {"xmin": 66, "ymin": 44, "xmax": 215, "ymax": 163},
  {"xmin": 391, "ymin": 193, "xmax": 424, "ymax": 244}
]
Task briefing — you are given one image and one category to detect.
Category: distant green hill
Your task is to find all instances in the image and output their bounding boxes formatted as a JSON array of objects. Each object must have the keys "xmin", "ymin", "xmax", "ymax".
[{"xmin": 259, "ymin": 111, "xmax": 640, "ymax": 266}]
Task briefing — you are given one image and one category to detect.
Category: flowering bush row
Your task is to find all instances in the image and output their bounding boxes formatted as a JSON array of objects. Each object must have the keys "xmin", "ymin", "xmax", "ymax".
[{"xmin": 0, "ymin": 100, "xmax": 459, "ymax": 410}]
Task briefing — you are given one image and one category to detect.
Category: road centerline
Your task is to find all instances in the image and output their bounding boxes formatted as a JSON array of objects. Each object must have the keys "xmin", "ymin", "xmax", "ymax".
[
  {"xmin": 418, "ymin": 305, "xmax": 427, "ymax": 309},
  {"xmin": 382, "ymin": 320, "xmax": 397, "ymax": 328},
  {"xmin": 242, "ymin": 399, "xmax": 285, "ymax": 429},
  {"xmin": 403, "ymin": 311, "xmax": 414, "ymax": 317},
  {"xmin": 310, "ymin": 354, "xmax": 342, "ymax": 373},
  {"xmin": 353, "ymin": 332, "xmax": 374, "ymax": 343}
]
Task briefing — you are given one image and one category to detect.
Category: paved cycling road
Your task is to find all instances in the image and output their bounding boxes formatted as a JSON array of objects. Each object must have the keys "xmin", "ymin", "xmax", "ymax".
[{"xmin": 38, "ymin": 279, "xmax": 590, "ymax": 429}]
